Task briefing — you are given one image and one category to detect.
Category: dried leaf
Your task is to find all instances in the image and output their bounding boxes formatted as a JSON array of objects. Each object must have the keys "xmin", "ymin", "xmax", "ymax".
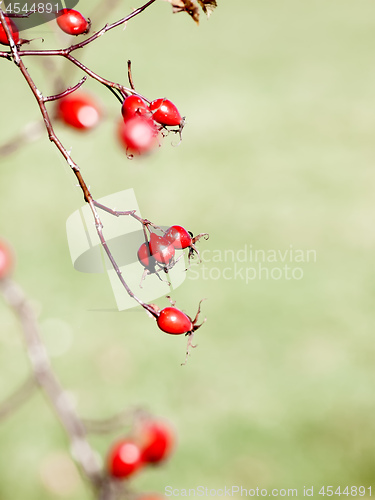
[
  {"xmin": 197, "ymin": 0, "xmax": 217, "ymax": 18},
  {"xmin": 162, "ymin": 0, "xmax": 202, "ymax": 24}
]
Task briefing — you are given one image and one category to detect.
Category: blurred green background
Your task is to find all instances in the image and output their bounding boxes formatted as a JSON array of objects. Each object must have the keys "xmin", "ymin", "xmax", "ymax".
[{"xmin": 1, "ymin": 0, "xmax": 375, "ymax": 497}]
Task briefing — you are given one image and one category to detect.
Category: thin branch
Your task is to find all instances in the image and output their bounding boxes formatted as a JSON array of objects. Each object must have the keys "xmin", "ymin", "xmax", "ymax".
[
  {"xmin": 14, "ymin": 49, "xmax": 137, "ymax": 98},
  {"xmin": 0, "ymin": 120, "xmax": 44, "ymax": 158},
  {"xmin": 94, "ymin": 201, "xmax": 163, "ymax": 232},
  {"xmin": 43, "ymin": 76, "xmax": 87, "ymax": 103},
  {"xmin": 104, "ymin": 84, "xmax": 124, "ymax": 105},
  {"xmin": 127, "ymin": 60, "xmax": 135, "ymax": 91},
  {"xmin": 0, "ymin": 278, "xmax": 103, "ymax": 487},
  {"xmin": 64, "ymin": 0, "xmax": 157, "ymax": 53},
  {"xmin": 6, "ymin": 10, "xmax": 35, "ymax": 17},
  {"xmin": 0, "ymin": 8, "xmax": 20, "ymax": 65},
  {"xmin": 0, "ymin": 376, "xmax": 37, "ymax": 420},
  {"xmin": 82, "ymin": 407, "xmax": 140, "ymax": 435}
]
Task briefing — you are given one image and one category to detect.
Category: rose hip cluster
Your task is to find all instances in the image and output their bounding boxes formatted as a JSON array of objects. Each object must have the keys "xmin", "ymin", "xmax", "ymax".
[
  {"xmin": 118, "ymin": 95, "xmax": 183, "ymax": 156},
  {"xmin": 137, "ymin": 224, "xmax": 208, "ymax": 363},
  {"xmin": 0, "ymin": 7, "xmax": 184, "ymax": 155},
  {"xmin": 107, "ymin": 418, "xmax": 174, "ymax": 481},
  {"xmin": 54, "ymin": 92, "xmax": 183, "ymax": 156},
  {"xmin": 138, "ymin": 224, "xmax": 207, "ymax": 282}
]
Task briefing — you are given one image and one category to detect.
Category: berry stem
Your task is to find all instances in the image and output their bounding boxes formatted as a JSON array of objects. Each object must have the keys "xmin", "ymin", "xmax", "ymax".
[{"xmin": 127, "ymin": 59, "xmax": 136, "ymax": 91}]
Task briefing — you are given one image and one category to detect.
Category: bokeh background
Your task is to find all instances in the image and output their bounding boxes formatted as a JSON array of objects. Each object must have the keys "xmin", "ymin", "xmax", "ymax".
[{"xmin": 1, "ymin": 0, "xmax": 375, "ymax": 497}]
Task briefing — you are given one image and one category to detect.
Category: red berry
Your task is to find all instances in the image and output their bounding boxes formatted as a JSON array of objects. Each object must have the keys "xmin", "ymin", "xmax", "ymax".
[
  {"xmin": 0, "ymin": 17, "xmax": 19, "ymax": 46},
  {"xmin": 56, "ymin": 9, "xmax": 90, "ymax": 35},
  {"xmin": 149, "ymin": 233, "xmax": 175, "ymax": 265},
  {"xmin": 0, "ymin": 239, "xmax": 14, "ymax": 279},
  {"xmin": 137, "ymin": 242, "xmax": 153, "ymax": 268},
  {"xmin": 56, "ymin": 93, "xmax": 101, "ymax": 131},
  {"xmin": 118, "ymin": 116, "xmax": 158, "ymax": 155},
  {"xmin": 107, "ymin": 439, "xmax": 143, "ymax": 479},
  {"xmin": 140, "ymin": 421, "xmax": 175, "ymax": 464},
  {"xmin": 165, "ymin": 225, "xmax": 192, "ymax": 249},
  {"xmin": 157, "ymin": 307, "xmax": 193, "ymax": 335},
  {"xmin": 121, "ymin": 95, "xmax": 149, "ymax": 121},
  {"xmin": 149, "ymin": 99, "xmax": 181, "ymax": 127}
]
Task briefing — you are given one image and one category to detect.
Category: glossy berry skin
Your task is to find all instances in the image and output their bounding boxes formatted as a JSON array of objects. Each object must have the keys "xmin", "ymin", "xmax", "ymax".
[
  {"xmin": 56, "ymin": 9, "xmax": 90, "ymax": 35},
  {"xmin": 0, "ymin": 240, "xmax": 14, "ymax": 279},
  {"xmin": 137, "ymin": 242, "xmax": 153, "ymax": 268},
  {"xmin": 149, "ymin": 233, "xmax": 175, "ymax": 265},
  {"xmin": 0, "ymin": 17, "xmax": 19, "ymax": 45},
  {"xmin": 121, "ymin": 95, "xmax": 149, "ymax": 121},
  {"xmin": 118, "ymin": 116, "xmax": 158, "ymax": 155},
  {"xmin": 107, "ymin": 439, "xmax": 143, "ymax": 479},
  {"xmin": 140, "ymin": 421, "xmax": 175, "ymax": 464},
  {"xmin": 157, "ymin": 307, "xmax": 193, "ymax": 335},
  {"xmin": 56, "ymin": 93, "xmax": 101, "ymax": 131},
  {"xmin": 165, "ymin": 225, "xmax": 192, "ymax": 249},
  {"xmin": 149, "ymin": 99, "xmax": 181, "ymax": 127}
]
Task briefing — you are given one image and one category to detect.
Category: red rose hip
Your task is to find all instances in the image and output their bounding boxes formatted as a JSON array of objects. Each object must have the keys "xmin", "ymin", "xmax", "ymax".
[
  {"xmin": 118, "ymin": 116, "xmax": 158, "ymax": 155},
  {"xmin": 157, "ymin": 307, "xmax": 193, "ymax": 335},
  {"xmin": 0, "ymin": 17, "xmax": 19, "ymax": 45},
  {"xmin": 137, "ymin": 242, "xmax": 153, "ymax": 268},
  {"xmin": 140, "ymin": 421, "xmax": 175, "ymax": 464},
  {"xmin": 56, "ymin": 93, "xmax": 101, "ymax": 131},
  {"xmin": 121, "ymin": 95, "xmax": 149, "ymax": 121},
  {"xmin": 0, "ymin": 239, "xmax": 14, "ymax": 279},
  {"xmin": 107, "ymin": 439, "xmax": 143, "ymax": 479},
  {"xmin": 165, "ymin": 225, "xmax": 192, "ymax": 249},
  {"xmin": 149, "ymin": 98, "xmax": 182, "ymax": 127},
  {"xmin": 149, "ymin": 233, "xmax": 175, "ymax": 265},
  {"xmin": 56, "ymin": 9, "xmax": 90, "ymax": 35}
]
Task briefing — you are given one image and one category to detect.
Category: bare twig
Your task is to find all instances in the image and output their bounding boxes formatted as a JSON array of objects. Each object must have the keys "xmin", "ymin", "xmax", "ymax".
[
  {"xmin": 0, "ymin": 278, "xmax": 103, "ymax": 487},
  {"xmin": 0, "ymin": 120, "xmax": 44, "ymax": 158},
  {"xmin": 127, "ymin": 60, "xmax": 136, "ymax": 91},
  {"xmin": 0, "ymin": 375, "xmax": 37, "ymax": 420},
  {"xmin": 43, "ymin": 76, "xmax": 87, "ymax": 103}
]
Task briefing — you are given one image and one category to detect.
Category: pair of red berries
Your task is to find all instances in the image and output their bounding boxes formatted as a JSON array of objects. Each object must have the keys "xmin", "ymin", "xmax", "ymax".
[
  {"xmin": 118, "ymin": 95, "xmax": 182, "ymax": 155},
  {"xmin": 0, "ymin": 9, "xmax": 89, "ymax": 46},
  {"xmin": 108, "ymin": 420, "xmax": 174, "ymax": 479},
  {"xmin": 138, "ymin": 225, "xmax": 192, "ymax": 269}
]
